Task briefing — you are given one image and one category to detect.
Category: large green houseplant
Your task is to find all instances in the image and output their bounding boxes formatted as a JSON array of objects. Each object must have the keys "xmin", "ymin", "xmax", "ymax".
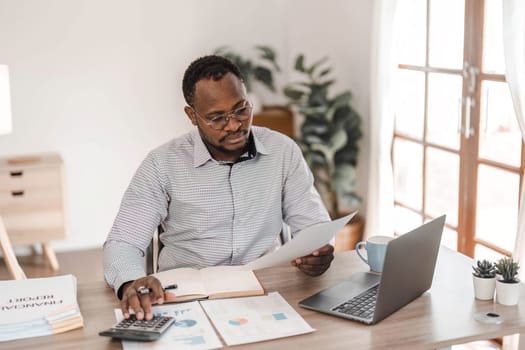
[
  {"xmin": 284, "ymin": 54, "xmax": 362, "ymax": 218},
  {"xmin": 214, "ymin": 45, "xmax": 280, "ymax": 93}
]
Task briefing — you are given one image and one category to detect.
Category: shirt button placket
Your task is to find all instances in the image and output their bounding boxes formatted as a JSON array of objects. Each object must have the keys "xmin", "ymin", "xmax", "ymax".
[{"xmin": 230, "ymin": 163, "xmax": 244, "ymax": 264}]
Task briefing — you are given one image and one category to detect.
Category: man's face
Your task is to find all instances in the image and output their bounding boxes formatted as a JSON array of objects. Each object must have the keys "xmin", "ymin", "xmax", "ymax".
[{"xmin": 184, "ymin": 73, "xmax": 253, "ymax": 162}]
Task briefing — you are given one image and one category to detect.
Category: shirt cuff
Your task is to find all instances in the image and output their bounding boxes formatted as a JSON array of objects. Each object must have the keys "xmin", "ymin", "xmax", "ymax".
[{"xmin": 113, "ymin": 271, "xmax": 145, "ymax": 299}]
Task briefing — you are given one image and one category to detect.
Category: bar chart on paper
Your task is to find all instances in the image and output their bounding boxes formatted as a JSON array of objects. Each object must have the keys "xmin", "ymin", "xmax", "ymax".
[
  {"xmin": 199, "ymin": 292, "xmax": 315, "ymax": 346},
  {"xmin": 114, "ymin": 301, "xmax": 222, "ymax": 350},
  {"xmin": 228, "ymin": 317, "xmax": 249, "ymax": 326}
]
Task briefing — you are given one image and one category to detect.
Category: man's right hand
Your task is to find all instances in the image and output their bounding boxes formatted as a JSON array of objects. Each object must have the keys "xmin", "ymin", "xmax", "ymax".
[{"xmin": 120, "ymin": 276, "xmax": 165, "ymax": 320}]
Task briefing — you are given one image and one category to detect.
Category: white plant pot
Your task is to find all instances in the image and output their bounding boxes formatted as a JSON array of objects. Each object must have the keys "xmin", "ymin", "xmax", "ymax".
[
  {"xmin": 472, "ymin": 275, "xmax": 496, "ymax": 300},
  {"xmin": 496, "ymin": 279, "xmax": 520, "ymax": 306}
]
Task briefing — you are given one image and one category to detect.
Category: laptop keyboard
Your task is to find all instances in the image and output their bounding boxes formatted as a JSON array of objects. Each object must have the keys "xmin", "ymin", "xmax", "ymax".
[{"xmin": 332, "ymin": 284, "xmax": 379, "ymax": 319}]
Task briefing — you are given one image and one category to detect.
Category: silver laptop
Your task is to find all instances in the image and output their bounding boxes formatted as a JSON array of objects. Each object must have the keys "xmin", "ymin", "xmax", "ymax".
[{"xmin": 299, "ymin": 215, "xmax": 445, "ymax": 325}]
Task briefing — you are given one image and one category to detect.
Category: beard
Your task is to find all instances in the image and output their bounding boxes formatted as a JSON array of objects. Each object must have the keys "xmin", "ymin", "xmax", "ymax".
[{"xmin": 198, "ymin": 126, "xmax": 251, "ymax": 160}]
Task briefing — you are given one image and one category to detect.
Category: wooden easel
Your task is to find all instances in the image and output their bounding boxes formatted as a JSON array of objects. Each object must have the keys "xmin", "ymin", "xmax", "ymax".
[{"xmin": 0, "ymin": 216, "xmax": 26, "ymax": 279}]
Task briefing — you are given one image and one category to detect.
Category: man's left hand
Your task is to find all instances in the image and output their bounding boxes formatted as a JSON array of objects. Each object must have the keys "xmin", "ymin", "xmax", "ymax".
[{"xmin": 291, "ymin": 244, "xmax": 334, "ymax": 276}]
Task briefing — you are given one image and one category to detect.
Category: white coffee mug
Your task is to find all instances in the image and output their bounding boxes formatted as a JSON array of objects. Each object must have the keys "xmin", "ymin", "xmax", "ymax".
[{"xmin": 355, "ymin": 235, "xmax": 393, "ymax": 273}]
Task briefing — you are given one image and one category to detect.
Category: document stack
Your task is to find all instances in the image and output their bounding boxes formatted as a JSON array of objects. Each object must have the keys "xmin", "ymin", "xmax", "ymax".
[{"xmin": 0, "ymin": 274, "xmax": 84, "ymax": 342}]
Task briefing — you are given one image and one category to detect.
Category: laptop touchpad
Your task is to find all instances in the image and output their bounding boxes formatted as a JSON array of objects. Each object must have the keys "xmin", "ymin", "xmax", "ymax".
[
  {"xmin": 299, "ymin": 272, "xmax": 381, "ymax": 310},
  {"xmin": 322, "ymin": 272, "xmax": 380, "ymax": 299}
]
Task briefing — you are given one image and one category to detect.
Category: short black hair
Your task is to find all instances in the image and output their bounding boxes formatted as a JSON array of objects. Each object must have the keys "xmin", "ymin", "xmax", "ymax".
[{"xmin": 182, "ymin": 55, "xmax": 244, "ymax": 106}]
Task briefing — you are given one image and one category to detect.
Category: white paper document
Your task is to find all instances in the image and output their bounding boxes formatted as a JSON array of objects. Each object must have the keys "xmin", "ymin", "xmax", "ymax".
[
  {"xmin": 200, "ymin": 292, "xmax": 315, "ymax": 346},
  {"xmin": 244, "ymin": 212, "xmax": 357, "ymax": 270},
  {"xmin": 0, "ymin": 274, "xmax": 78, "ymax": 325},
  {"xmin": 115, "ymin": 302, "xmax": 222, "ymax": 350},
  {"xmin": 0, "ymin": 274, "xmax": 83, "ymax": 342}
]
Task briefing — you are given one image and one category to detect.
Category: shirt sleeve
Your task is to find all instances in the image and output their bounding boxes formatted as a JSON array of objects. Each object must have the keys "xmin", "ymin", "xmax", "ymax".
[
  {"xmin": 103, "ymin": 241, "xmax": 146, "ymax": 297},
  {"xmin": 282, "ymin": 141, "xmax": 331, "ymax": 234},
  {"xmin": 103, "ymin": 152, "xmax": 169, "ymax": 295}
]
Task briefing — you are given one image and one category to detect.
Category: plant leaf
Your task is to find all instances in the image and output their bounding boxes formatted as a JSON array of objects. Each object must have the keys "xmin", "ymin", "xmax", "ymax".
[
  {"xmin": 283, "ymin": 87, "xmax": 305, "ymax": 101},
  {"xmin": 295, "ymin": 54, "xmax": 305, "ymax": 73},
  {"xmin": 255, "ymin": 45, "xmax": 280, "ymax": 71},
  {"xmin": 317, "ymin": 68, "xmax": 332, "ymax": 78},
  {"xmin": 306, "ymin": 56, "xmax": 329, "ymax": 75},
  {"xmin": 330, "ymin": 128, "xmax": 348, "ymax": 152},
  {"xmin": 311, "ymin": 143, "xmax": 334, "ymax": 165},
  {"xmin": 301, "ymin": 118, "xmax": 330, "ymax": 137},
  {"xmin": 333, "ymin": 164, "xmax": 357, "ymax": 193},
  {"xmin": 332, "ymin": 91, "xmax": 352, "ymax": 108},
  {"xmin": 253, "ymin": 66, "xmax": 275, "ymax": 91}
]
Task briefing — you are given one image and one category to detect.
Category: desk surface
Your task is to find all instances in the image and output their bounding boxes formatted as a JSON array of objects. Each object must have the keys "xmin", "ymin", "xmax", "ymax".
[{"xmin": 3, "ymin": 248, "xmax": 525, "ymax": 350}]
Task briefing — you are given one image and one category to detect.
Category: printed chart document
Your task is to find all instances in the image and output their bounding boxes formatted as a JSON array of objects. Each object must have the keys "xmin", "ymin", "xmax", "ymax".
[
  {"xmin": 244, "ymin": 212, "xmax": 357, "ymax": 270},
  {"xmin": 200, "ymin": 292, "xmax": 315, "ymax": 346},
  {"xmin": 115, "ymin": 301, "xmax": 222, "ymax": 350},
  {"xmin": 152, "ymin": 266, "xmax": 264, "ymax": 302},
  {"xmin": 0, "ymin": 274, "xmax": 83, "ymax": 342}
]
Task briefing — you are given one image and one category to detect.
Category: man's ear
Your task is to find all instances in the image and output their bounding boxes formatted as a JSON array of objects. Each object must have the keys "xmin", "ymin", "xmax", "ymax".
[{"xmin": 184, "ymin": 106, "xmax": 198, "ymax": 126}]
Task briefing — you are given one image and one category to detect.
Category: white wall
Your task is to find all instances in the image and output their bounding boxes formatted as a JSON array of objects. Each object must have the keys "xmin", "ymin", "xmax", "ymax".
[{"xmin": 0, "ymin": 0, "xmax": 373, "ymax": 251}]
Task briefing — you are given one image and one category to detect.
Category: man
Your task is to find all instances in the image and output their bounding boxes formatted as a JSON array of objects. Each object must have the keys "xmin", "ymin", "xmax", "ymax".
[{"xmin": 103, "ymin": 55, "xmax": 333, "ymax": 321}]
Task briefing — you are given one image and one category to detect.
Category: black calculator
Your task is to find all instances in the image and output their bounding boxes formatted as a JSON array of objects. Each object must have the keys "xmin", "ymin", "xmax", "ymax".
[{"xmin": 99, "ymin": 314, "xmax": 175, "ymax": 341}]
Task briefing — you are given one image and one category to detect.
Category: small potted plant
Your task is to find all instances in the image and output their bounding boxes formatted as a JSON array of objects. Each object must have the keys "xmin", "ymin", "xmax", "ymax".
[
  {"xmin": 495, "ymin": 257, "xmax": 520, "ymax": 305},
  {"xmin": 472, "ymin": 259, "xmax": 496, "ymax": 300}
]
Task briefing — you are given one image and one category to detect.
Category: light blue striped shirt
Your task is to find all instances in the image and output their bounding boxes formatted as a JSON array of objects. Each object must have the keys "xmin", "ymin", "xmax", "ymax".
[{"xmin": 103, "ymin": 126, "xmax": 330, "ymax": 293}]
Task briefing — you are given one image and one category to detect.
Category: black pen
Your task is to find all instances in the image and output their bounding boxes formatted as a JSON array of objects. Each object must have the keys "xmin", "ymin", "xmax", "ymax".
[{"xmin": 137, "ymin": 284, "xmax": 178, "ymax": 295}]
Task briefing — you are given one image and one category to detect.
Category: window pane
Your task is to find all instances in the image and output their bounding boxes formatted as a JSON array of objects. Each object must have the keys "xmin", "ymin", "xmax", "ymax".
[
  {"xmin": 394, "ymin": 206, "xmax": 422, "ymax": 235},
  {"xmin": 393, "ymin": 139, "xmax": 423, "ymax": 210},
  {"xmin": 428, "ymin": 0, "xmax": 465, "ymax": 69},
  {"xmin": 394, "ymin": 70, "xmax": 425, "ymax": 140},
  {"xmin": 475, "ymin": 244, "xmax": 506, "ymax": 261},
  {"xmin": 483, "ymin": 0, "xmax": 506, "ymax": 74},
  {"xmin": 479, "ymin": 81, "xmax": 521, "ymax": 167},
  {"xmin": 395, "ymin": 0, "xmax": 427, "ymax": 66},
  {"xmin": 425, "ymin": 148, "xmax": 459, "ymax": 226},
  {"xmin": 427, "ymin": 73, "xmax": 462, "ymax": 149},
  {"xmin": 476, "ymin": 165, "xmax": 519, "ymax": 252}
]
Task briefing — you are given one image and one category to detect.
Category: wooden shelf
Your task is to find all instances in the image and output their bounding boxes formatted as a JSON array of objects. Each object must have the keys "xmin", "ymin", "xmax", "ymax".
[
  {"xmin": 334, "ymin": 213, "xmax": 365, "ymax": 252},
  {"xmin": 0, "ymin": 153, "xmax": 66, "ymax": 274},
  {"xmin": 253, "ymin": 106, "xmax": 295, "ymax": 138}
]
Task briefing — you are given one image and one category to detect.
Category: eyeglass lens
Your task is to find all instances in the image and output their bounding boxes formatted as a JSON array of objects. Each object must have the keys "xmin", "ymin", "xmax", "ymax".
[{"xmin": 208, "ymin": 104, "xmax": 252, "ymax": 130}]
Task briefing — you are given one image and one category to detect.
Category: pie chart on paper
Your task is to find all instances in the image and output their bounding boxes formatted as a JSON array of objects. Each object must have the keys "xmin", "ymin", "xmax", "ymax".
[{"xmin": 228, "ymin": 317, "xmax": 249, "ymax": 326}]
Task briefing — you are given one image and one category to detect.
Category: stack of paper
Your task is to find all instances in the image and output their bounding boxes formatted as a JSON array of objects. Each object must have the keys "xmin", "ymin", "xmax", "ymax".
[{"xmin": 0, "ymin": 274, "xmax": 84, "ymax": 342}]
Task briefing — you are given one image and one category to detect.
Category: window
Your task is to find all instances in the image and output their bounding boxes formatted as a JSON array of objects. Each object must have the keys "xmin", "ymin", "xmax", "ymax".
[{"xmin": 392, "ymin": 0, "xmax": 523, "ymax": 260}]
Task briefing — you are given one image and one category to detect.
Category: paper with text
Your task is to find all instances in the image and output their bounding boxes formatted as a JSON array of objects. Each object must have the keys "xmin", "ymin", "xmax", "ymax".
[
  {"xmin": 200, "ymin": 292, "xmax": 314, "ymax": 346},
  {"xmin": 0, "ymin": 274, "xmax": 83, "ymax": 342},
  {"xmin": 0, "ymin": 274, "xmax": 78, "ymax": 325},
  {"xmin": 244, "ymin": 212, "xmax": 357, "ymax": 270},
  {"xmin": 115, "ymin": 301, "xmax": 222, "ymax": 350},
  {"xmin": 153, "ymin": 266, "xmax": 263, "ymax": 302}
]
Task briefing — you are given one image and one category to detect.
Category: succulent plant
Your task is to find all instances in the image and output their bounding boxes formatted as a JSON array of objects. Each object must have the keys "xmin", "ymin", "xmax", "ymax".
[
  {"xmin": 495, "ymin": 257, "xmax": 520, "ymax": 283},
  {"xmin": 472, "ymin": 259, "xmax": 496, "ymax": 278}
]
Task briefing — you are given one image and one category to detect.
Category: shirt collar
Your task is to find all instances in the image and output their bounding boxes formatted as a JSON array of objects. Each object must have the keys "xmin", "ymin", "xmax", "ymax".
[{"xmin": 192, "ymin": 128, "xmax": 269, "ymax": 167}]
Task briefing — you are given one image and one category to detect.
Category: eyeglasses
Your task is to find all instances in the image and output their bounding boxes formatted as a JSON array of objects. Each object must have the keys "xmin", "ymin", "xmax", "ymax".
[{"xmin": 192, "ymin": 102, "xmax": 253, "ymax": 130}]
